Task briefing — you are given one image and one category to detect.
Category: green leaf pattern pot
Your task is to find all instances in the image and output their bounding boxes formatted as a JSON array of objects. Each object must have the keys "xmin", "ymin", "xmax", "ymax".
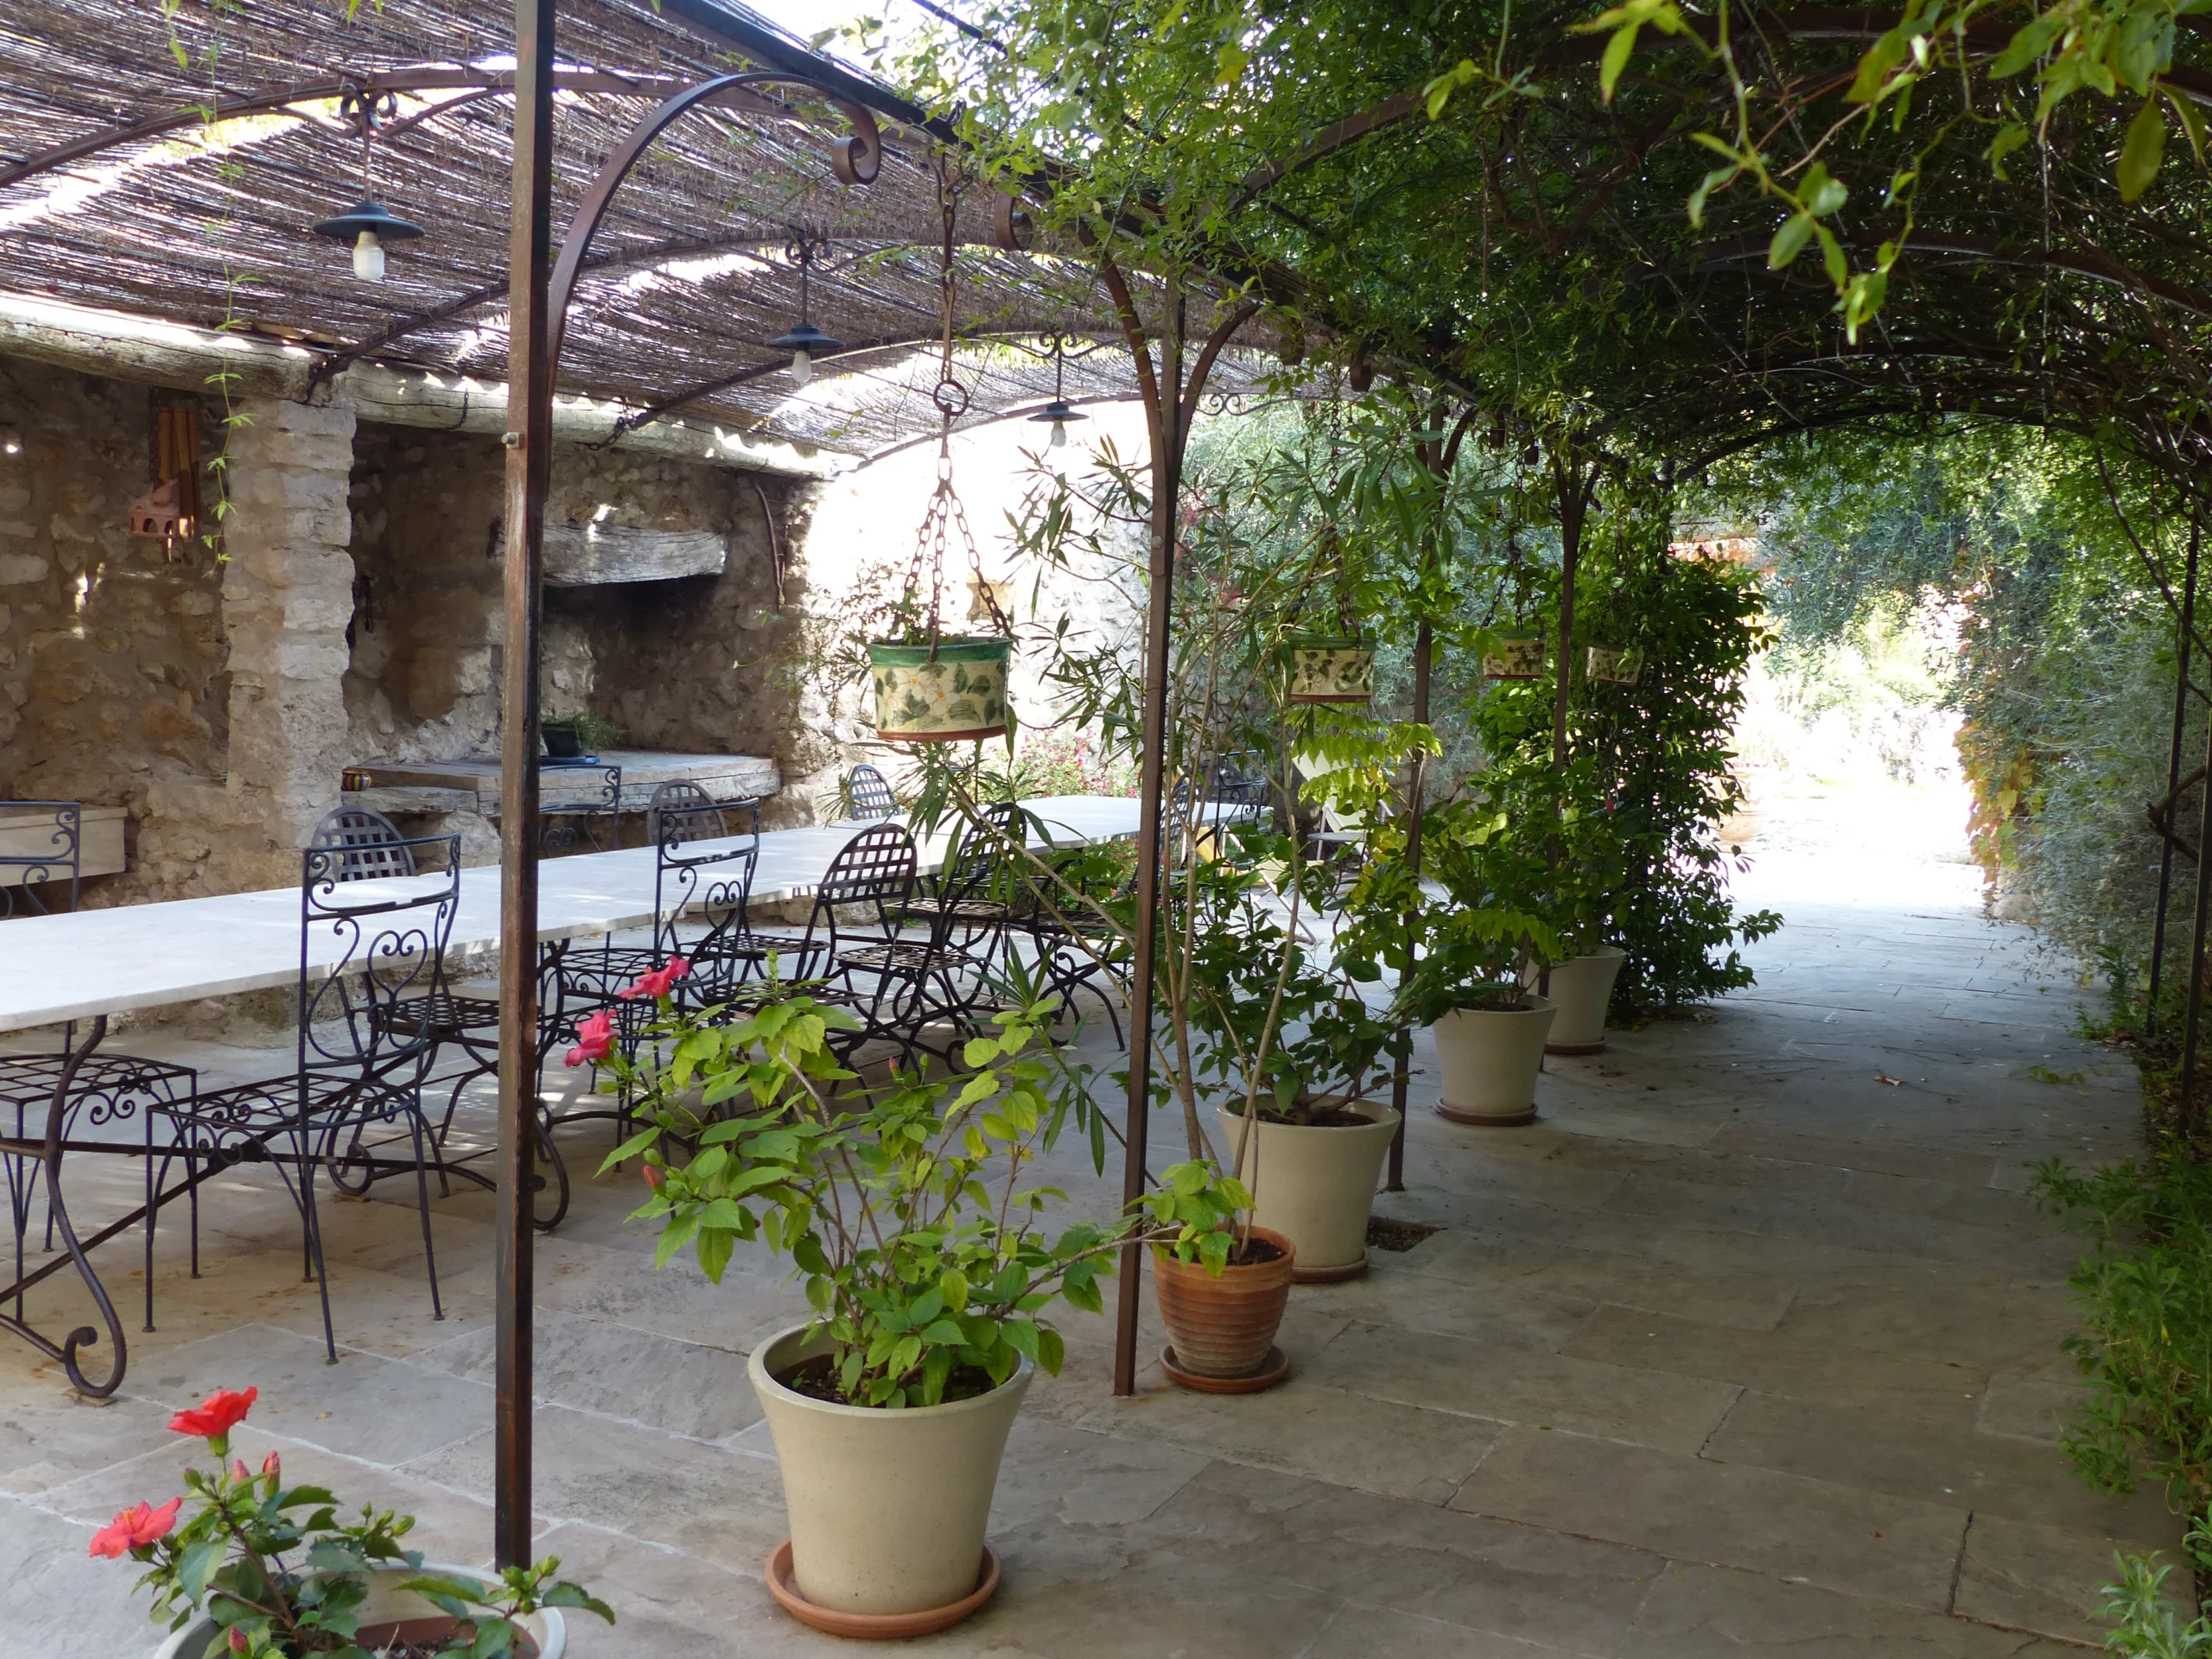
[
  {"xmin": 868, "ymin": 638, "xmax": 1012, "ymax": 743},
  {"xmin": 1283, "ymin": 632, "xmax": 1375, "ymax": 705}
]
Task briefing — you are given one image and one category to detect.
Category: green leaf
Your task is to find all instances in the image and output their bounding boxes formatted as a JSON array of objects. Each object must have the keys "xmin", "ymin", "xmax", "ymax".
[
  {"xmin": 1599, "ymin": 23, "xmax": 1640, "ymax": 105},
  {"xmin": 1036, "ymin": 1325, "xmax": 1066, "ymax": 1376},
  {"xmin": 2164, "ymin": 82, "xmax": 2208, "ymax": 168},
  {"xmin": 1686, "ymin": 163, "xmax": 1735, "ymax": 229},
  {"xmin": 1768, "ymin": 212, "xmax": 1815, "ymax": 270},
  {"xmin": 1988, "ymin": 121, "xmax": 2033, "ymax": 181},
  {"xmin": 2120, "ymin": 95, "xmax": 2168, "ymax": 200},
  {"xmin": 1801, "ymin": 162, "xmax": 1847, "ymax": 218}
]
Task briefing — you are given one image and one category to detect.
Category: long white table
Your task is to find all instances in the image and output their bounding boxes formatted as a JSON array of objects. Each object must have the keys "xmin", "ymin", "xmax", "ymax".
[{"xmin": 0, "ymin": 795, "xmax": 1145, "ymax": 1036}]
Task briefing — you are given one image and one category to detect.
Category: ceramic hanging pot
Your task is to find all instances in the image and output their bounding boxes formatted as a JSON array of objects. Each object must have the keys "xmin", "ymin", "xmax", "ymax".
[
  {"xmin": 868, "ymin": 638, "xmax": 1012, "ymax": 742},
  {"xmin": 1283, "ymin": 632, "xmax": 1376, "ymax": 705},
  {"xmin": 1586, "ymin": 645, "xmax": 1644, "ymax": 685},
  {"xmin": 1483, "ymin": 633, "xmax": 1546, "ymax": 680}
]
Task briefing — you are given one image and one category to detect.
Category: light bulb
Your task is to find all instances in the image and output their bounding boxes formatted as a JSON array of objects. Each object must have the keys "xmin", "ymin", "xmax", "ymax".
[
  {"xmin": 1049, "ymin": 418, "xmax": 1068, "ymax": 448},
  {"xmin": 353, "ymin": 230, "xmax": 385, "ymax": 282},
  {"xmin": 789, "ymin": 350, "xmax": 812, "ymax": 388}
]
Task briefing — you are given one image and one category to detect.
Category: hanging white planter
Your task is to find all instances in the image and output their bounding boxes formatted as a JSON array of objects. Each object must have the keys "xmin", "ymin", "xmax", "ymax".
[
  {"xmin": 868, "ymin": 638, "xmax": 1013, "ymax": 742},
  {"xmin": 1283, "ymin": 631, "xmax": 1376, "ymax": 705},
  {"xmin": 1586, "ymin": 645, "xmax": 1644, "ymax": 685},
  {"xmin": 1483, "ymin": 633, "xmax": 1546, "ymax": 679}
]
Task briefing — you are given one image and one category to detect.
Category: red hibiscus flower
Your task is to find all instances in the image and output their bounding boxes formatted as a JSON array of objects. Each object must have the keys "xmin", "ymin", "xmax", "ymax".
[
  {"xmin": 168, "ymin": 1387, "xmax": 257, "ymax": 1443},
  {"xmin": 88, "ymin": 1497, "xmax": 181, "ymax": 1559},
  {"xmin": 642, "ymin": 1164, "xmax": 664, "ymax": 1190},
  {"xmin": 563, "ymin": 1009, "xmax": 616, "ymax": 1068},
  {"xmin": 617, "ymin": 957, "xmax": 691, "ymax": 1001}
]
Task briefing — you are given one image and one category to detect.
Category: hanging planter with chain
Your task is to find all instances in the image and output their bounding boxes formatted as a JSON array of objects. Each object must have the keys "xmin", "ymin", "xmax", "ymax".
[
  {"xmin": 1282, "ymin": 631, "xmax": 1376, "ymax": 704},
  {"xmin": 869, "ymin": 158, "xmax": 1014, "ymax": 744}
]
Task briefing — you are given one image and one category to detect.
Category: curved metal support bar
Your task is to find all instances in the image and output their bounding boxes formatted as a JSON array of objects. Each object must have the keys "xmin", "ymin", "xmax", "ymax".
[
  {"xmin": 547, "ymin": 73, "xmax": 882, "ymax": 371},
  {"xmin": 0, "ymin": 1017, "xmax": 127, "ymax": 1395},
  {"xmin": 0, "ymin": 67, "xmax": 694, "ymax": 193}
]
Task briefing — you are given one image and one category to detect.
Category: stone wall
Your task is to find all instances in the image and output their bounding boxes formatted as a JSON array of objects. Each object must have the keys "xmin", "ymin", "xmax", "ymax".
[
  {"xmin": 0, "ymin": 358, "xmax": 229, "ymax": 901},
  {"xmin": 343, "ymin": 426, "xmax": 811, "ymax": 818}
]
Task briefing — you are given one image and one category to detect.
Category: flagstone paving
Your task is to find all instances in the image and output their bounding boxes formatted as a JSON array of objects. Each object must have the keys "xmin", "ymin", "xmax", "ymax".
[{"xmin": 0, "ymin": 783, "xmax": 2168, "ymax": 1656}]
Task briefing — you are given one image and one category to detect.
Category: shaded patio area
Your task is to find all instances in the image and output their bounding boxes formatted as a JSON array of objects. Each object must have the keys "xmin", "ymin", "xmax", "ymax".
[{"xmin": 1, "ymin": 791, "xmax": 2158, "ymax": 1656}]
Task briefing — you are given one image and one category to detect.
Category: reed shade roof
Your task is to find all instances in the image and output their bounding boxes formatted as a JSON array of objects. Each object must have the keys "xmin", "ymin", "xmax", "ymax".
[{"xmin": 0, "ymin": 0, "xmax": 1274, "ymax": 458}]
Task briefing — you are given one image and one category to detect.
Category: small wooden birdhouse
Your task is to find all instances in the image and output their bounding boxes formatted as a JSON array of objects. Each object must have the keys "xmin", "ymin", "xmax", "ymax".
[{"xmin": 128, "ymin": 478, "xmax": 186, "ymax": 541}]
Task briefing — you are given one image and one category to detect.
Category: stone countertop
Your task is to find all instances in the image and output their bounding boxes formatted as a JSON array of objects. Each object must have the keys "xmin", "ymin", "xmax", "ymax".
[
  {"xmin": 0, "ymin": 795, "xmax": 1141, "ymax": 1032},
  {"xmin": 340, "ymin": 751, "xmax": 781, "ymax": 814}
]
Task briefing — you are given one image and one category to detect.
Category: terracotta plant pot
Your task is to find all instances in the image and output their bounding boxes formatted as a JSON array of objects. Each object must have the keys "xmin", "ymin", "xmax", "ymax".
[
  {"xmin": 1431, "ymin": 995, "xmax": 1557, "ymax": 1126},
  {"xmin": 1541, "ymin": 946, "xmax": 1627, "ymax": 1053},
  {"xmin": 1282, "ymin": 632, "xmax": 1375, "ymax": 705},
  {"xmin": 1152, "ymin": 1224, "xmax": 1295, "ymax": 1381},
  {"xmin": 868, "ymin": 638, "xmax": 1012, "ymax": 742},
  {"xmin": 151, "ymin": 1565, "xmax": 563, "ymax": 1659},
  {"xmin": 748, "ymin": 1322, "xmax": 1031, "ymax": 1627},
  {"xmin": 1217, "ymin": 1098, "xmax": 1400, "ymax": 1281}
]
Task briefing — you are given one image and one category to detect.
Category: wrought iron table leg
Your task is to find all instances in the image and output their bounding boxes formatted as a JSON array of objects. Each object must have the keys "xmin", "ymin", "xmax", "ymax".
[{"xmin": 0, "ymin": 1017, "xmax": 128, "ymax": 1396}]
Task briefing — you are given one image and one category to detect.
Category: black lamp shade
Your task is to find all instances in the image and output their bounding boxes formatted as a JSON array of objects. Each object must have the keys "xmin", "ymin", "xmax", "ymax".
[
  {"xmin": 1029, "ymin": 398, "xmax": 1085, "ymax": 426},
  {"xmin": 767, "ymin": 320, "xmax": 842, "ymax": 357},
  {"xmin": 311, "ymin": 198, "xmax": 425, "ymax": 245}
]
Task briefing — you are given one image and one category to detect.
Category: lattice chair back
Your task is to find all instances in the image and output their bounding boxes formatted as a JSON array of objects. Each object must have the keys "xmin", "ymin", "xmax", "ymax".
[
  {"xmin": 653, "ymin": 796, "xmax": 762, "ymax": 997},
  {"xmin": 309, "ymin": 805, "xmax": 417, "ymax": 884},
  {"xmin": 845, "ymin": 764, "xmax": 898, "ymax": 821},
  {"xmin": 541, "ymin": 763, "xmax": 623, "ymax": 852},
  {"xmin": 0, "ymin": 800, "xmax": 79, "ymax": 918},
  {"xmin": 297, "ymin": 834, "xmax": 461, "ymax": 1094},
  {"xmin": 800, "ymin": 823, "xmax": 918, "ymax": 965},
  {"xmin": 645, "ymin": 779, "xmax": 725, "ymax": 847}
]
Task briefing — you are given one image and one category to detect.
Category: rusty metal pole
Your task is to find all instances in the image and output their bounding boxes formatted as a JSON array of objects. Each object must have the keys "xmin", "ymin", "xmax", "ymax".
[
  {"xmin": 2149, "ymin": 516, "xmax": 2202, "ymax": 1039},
  {"xmin": 1385, "ymin": 619, "xmax": 1433, "ymax": 1192},
  {"xmin": 495, "ymin": 0, "xmax": 556, "ymax": 1571},
  {"xmin": 1113, "ymin": 296, "xmax": 1185, "ymax": 1397}
]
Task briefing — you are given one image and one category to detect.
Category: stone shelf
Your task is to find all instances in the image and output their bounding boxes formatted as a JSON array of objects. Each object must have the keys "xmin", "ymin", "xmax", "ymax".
[{"xmin": 340, "ymin": 750, "xmax": 780, "ymax": 815}]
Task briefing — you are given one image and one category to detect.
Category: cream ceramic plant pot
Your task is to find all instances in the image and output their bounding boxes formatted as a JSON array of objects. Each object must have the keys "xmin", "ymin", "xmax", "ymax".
[
  {"xmin": 1217, "ymin": 1097, "xmax": 1401, "ymax": 1282},
  {"xmin": 749, "ymin": 1322, "xmax": 1032, "ymax": 1620},
  {"xmin": 1431, "ymin": 995, "xmax": 1556, "ymax": 1127},
  {"xmin": 1541, "ymin": 946, "xmax": 1626, "ymax": 1054},
  {"xmin": 151, "ymin": 1565, "xmax": 565, "ymax": 1659}
]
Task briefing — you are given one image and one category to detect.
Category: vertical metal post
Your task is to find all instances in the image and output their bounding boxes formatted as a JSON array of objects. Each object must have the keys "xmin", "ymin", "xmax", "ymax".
[
  {"xmin": 495, "ymin": 0, "xmax": 557, "ymax": 1572},
  {"xmin": 2179, "ymin": 648, "xmax": 2212, "ymax": 1145},
  {"xmin": 1114, "ymin": 296, "xmax": 1185, "ymax": 1398},
  {"xmin": 1552, "ymin": 455, "xmax": 1586, "ymax": 772},
  {"xmin": 1386, "ymin": 617, "xmax": 1432, "ymax": 1191},
  {"xmin": 2149, "ymin": 516, "xmax": 2202, "ymax": 1039}
]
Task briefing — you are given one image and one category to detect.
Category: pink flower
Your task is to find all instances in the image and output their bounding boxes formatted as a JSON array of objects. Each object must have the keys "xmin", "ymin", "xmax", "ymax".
[
  {"xmin": 564, "ymin": 1009, "xmax": 616, "ymax": 1068},
  {"xmin": 168, "ymin": 1387, "xmax": 256, "ymax": 1443},
  {"xmin": 261, "ymin": 1450, "xmax": 281, "ymax": 1478},
  {"xmin": 617, "ymin": 957, "xmax": 691, "ymax": 1001},
  {"xmin": 229, "ymin": 1630, "xmax": 249, "ymax": 1654},
  {"xmin": 89, "ymin": 1497, "xmax": 181, "ymax": 1559},
  {"xmin": 642, "ymin": 1164, "xmax": 664, "ymax": 1191}
]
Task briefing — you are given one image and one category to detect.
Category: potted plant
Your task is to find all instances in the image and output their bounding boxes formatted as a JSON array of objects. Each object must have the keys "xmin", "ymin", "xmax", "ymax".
[
  {"xmin": 1185, "ymin": 888, "xmax": 1400, "ymax": 1284},
  {"xmin": 541, "ymin": 709, "xmax": 623, "ymax": 760},
  {"xmin": 93, "ymin": 1385, "xmax": 610, "ymax": 1657},
  {"xmin": 868, "ymin": 635, "xmax": 1013, "ymax": 742},
  {"xmin": 1341, "ymin": 792, "xmax": 1565, "ymax": 1128},
  {"xmin": 1523, "ymin": 762, "xmax": 1631, "ymax": 1054},
  {"xmin": 594, "ymin": 981, "xmax": 1241, "ymax": 1634}
]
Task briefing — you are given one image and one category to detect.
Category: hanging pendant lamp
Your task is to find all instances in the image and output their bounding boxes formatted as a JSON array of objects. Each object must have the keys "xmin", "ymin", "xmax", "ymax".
[
  {"xmin": 1027, "ymin": 332, "xmax": 1088, "ymax": 448},
  {"xmin": 769, "ymin": 233, "xmax": 842, "ymax": 386},
  {"xmin": 312, "ymin": 86, "xmax": 422, "ymax": 283}
]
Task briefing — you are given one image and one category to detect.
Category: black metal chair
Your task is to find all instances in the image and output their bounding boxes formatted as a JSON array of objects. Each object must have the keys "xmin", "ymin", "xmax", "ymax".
[
  {"xmin": 0, "ymin": 800, "xmax": 80, "ymax": 918},
  {"xmin": 149, "ymin": 835, "xmax": 468, "ymax": 1360},
  {"xmin": 305, "ymin": 806, "xmax": 575, "ymax": 1229},
  {"xmin": 2, "ymin": 802, "xmax": 200, "ymax": 1325},
  {"xmin": 541, "ymin": 761, "xmax": 623, "ymax": 853},
  {"xmin": 845, "ymin": 764, "xmax": 898, "ymax": 822},
  {"xmin": 728, "ymin": 823, "xmax": 980, "ymax": 1065}
]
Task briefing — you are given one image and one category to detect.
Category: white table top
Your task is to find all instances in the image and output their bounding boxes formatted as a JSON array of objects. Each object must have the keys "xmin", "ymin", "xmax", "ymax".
[{"xmin": 0, "ymin": 795, "xmax": 1146, "ymax": 1033}]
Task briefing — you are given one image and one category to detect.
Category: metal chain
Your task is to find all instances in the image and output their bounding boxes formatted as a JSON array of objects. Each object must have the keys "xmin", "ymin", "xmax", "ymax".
[{"xmin": 899, "ymin": 152, "xmax": 1011, "ymax": 652}]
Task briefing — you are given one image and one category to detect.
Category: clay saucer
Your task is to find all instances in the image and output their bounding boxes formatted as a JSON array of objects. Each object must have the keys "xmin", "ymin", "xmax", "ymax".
[
  {"xmin": 1436, "ymin": 1099, "xmax": 1537, "ymax": 1128},
  {"xmin": 1291, "ymin": 1253, "xmax": 1369, "ymax": 1285},
  {"xmin": 766, "ymin": 1541, "xmax": 1001, "ymax": 1640},
  {"xmin": 1161, "ymin": 1344, "xmax": 1290, "ymax": 1394},
  {"xmin": 1545, "ymin": 1039, "xmax": 1607, "ymax": 1056}
]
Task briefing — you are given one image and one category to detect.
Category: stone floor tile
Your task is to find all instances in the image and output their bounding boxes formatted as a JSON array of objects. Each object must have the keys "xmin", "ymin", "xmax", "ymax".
[
  {"xmin": 1392, "ymin": 1232, "xmax": 1798, "ymax": 1332},
  {"xmin": 1295, "ymin": 1262, "xmax": 1598, "ymax": 1351},
  {"xmin": 1562, "ymin": 1305, "xmax": 1988, "ymax": 1427},
  {"xmin": 1624, "ymin": 1560, "xmax": 2088, "ymax": 1656},
  {"xmin": 0, "ymin": 1491, "xmax": 167, "ymax": 1659},
  {"xmin": 0, "ymin": 1387, "xmax": 177, "ymax": 1496},
  {"xmin": 1300, "ymin": 1321, "xmax": 1737, "ymax": 1454},
  {"xmin": 1297, "ymin": 1605, "xmax": 1602, "ymax": 1657},
  {"xmin": 414, "ymin": 1309, "xmax": 760, "ymax": 1440},
  {"xmin": 1703, "ymin": 1389, "xmax": 2177, "ymax": 1545},
  {"xmin": 1451, "ymin": 1427, "xmax": 1968, "ymax": 1610},
  {"xmin": 1977, "ymin": 1374, "xmax": 2084, "ymax": 1444},
  {"xmin": 1953, "ymin": 1510, "xmax": 2177, "ymax": 1646},
  {"xmin": 1081, "ymin": 1377, "xmax": 1502, "ymax": 1503},
  {"xmin": 123, "ymin": 1322, "xmax": 492, "ymax": 1465}
]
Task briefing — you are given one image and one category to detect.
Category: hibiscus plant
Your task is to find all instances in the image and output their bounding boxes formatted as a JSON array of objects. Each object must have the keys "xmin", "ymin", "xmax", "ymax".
[
  {"xmin": 585, "ymin": 976, "xmax": 1248, "ymax": 1407},
  {"xmin": 93, "ymin": 1386, "xmax": 611, "ymax": 1657}
]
